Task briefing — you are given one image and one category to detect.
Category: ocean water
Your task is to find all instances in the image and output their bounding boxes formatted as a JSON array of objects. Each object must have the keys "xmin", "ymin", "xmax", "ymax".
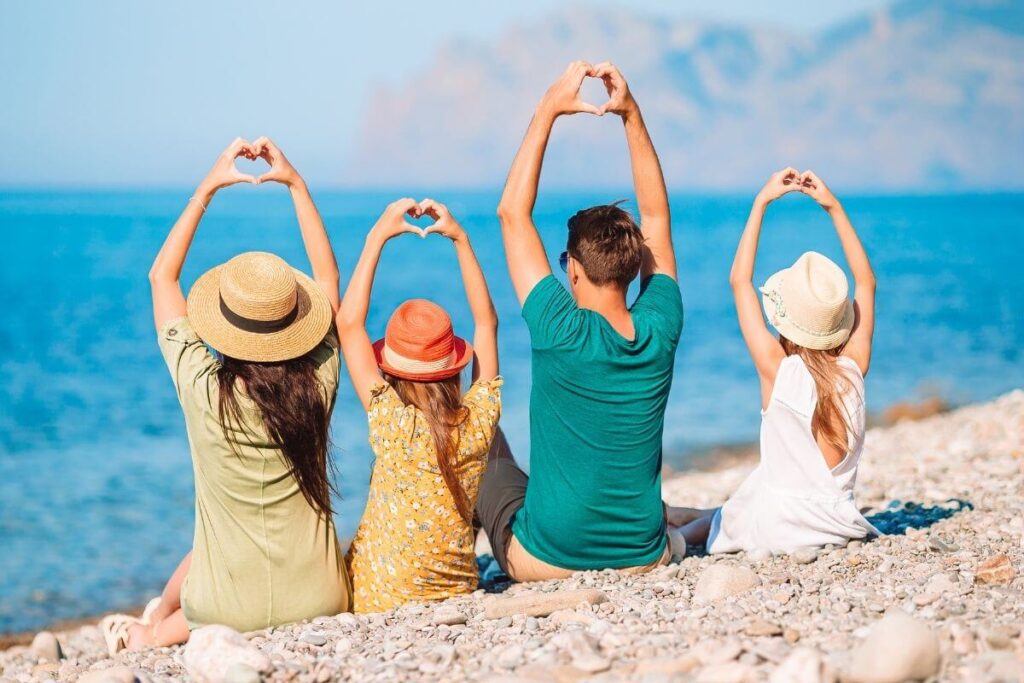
[{"xmin": 0, "ymin": 189, "xmax": 1021, "ymax": 633}]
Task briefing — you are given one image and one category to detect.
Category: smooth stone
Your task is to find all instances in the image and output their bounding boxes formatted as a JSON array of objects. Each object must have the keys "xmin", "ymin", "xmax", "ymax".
[
  {"xmin": 695, "ymin": 661, "xmax": 756, "ymax": 683},
  {"xmin": 694, "ymin": 638, "xmax": 743, "ymax": 665},
  {"xmin": 333, "ymin": 638, "xmax": 353, "ymax": 656},
  {"xmin": 495, "ymin": 643, "xmax": 524, "ymax": 669},
  {"xmin": 184, "ymin": 625, "xmax": 271, "ymax": 683},
  {"xmin": 927, "ymin": 536, "xmax": 958, "ymax": 553},
  {"xmin": 747, "ymin": 549, "xmax": 772, "ymax": 563},
  {"xmin": 694, "ymin": 565, "xmax": 760, "ymax": 602},
  {"xmin": 632, "ymin": 655, "xmax": 700, "ymax": 675},
  {"xmin": 791, "ymin": 548, "xmax": 819, "ymax": 565},
  {"xmin": 299, "ymin": 633, "xmax": 327, "ymax": 647},
  {"xmin": 846, "ymin": 608, "xmax": 940, "ymax": 683},
  {"xmin": 224, "ymin": 663, "xmax": 262, "ymax": 683},
  {"xmin": 483, "ymin": 589, "xmax": 607, "ymax": 619},
  {"xmin": 417, "ymin": 645, "xmax": 456, "ymax": 674},
  {"xmin": 745, "ymin": 618, "xmax": 783, "ymax": 637},
  {"xmin": 30, "ymin": 632, "xmax": 62, "ymax": 662},
  {"xmin": 571, "ymin": 652, "xmax": 611, "ymax": 674},
  {"xmin": 432, "ymin": 607, "xmax": 467, "ymax": 626},
  {"xmin": 77, "ymin": 667, "xmax": 136, "ymax": 683},
  {"xmin": 770, "ymin": 648, "xmax": 831, "ymax": 683}
]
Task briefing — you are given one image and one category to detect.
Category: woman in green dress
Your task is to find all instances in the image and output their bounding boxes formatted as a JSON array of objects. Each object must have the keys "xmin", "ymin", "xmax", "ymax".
[{"xmin": 100, "ymin": 138, "xmax": 351, "ymax": 653}]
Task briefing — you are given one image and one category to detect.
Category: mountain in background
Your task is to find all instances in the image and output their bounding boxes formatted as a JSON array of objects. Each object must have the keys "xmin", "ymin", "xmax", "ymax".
[{"xmin": 342, "ymin": 0, "xmax": 1024, "ymax": 191}]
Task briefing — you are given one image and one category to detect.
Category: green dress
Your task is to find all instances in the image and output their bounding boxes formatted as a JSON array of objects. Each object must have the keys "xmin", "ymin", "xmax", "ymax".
[{"xmin": 157, "ymin": 317, "xmax": 351, "ymax": 631}]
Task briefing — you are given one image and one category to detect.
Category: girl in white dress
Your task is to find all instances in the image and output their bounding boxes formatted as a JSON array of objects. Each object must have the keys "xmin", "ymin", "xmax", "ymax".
[{"xmin": 667, "ymin": 168, "xmax": 878, "ymax": 553}]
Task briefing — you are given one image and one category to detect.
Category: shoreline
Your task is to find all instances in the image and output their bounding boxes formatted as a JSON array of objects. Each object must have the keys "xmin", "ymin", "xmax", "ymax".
[{"xmin": 2, "ymin": 391, "xmax": 1020, "ymax": 681}]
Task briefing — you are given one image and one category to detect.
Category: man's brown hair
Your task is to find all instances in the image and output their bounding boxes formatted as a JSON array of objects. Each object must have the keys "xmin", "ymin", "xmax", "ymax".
[{"xmin": 566, "ymin": 203, "xmax": 644, "ymax": 289}]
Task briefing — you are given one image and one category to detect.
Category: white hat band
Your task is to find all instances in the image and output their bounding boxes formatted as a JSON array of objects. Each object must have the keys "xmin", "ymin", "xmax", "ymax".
[
  {"xmin": 383, "ymin": 344, "xmax": 457, "ymax": 374},
  {"xmin": 760, "ymin": 286, "xmax": 848, "ymax": 338}
]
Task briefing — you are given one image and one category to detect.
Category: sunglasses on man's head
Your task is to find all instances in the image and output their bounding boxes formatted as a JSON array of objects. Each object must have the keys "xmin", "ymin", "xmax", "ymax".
[{"xmin": 558, "ymin": 251, "xmax": 569, "ymax": 273}]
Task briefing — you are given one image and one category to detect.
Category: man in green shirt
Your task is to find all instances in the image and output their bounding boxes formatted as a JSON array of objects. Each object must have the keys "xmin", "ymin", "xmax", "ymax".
[{"xmin": 476, "ymin": 62, "xmax": 683, "ymax": 580}]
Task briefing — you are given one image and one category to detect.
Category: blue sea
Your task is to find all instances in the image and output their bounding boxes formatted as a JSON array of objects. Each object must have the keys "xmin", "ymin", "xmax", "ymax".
[{"xmin": 0, "ymin": 189, "xmax": 1021, "ymax": 633}]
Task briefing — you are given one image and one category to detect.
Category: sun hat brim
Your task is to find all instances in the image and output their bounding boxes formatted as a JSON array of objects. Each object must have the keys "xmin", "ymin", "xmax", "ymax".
[
  {"xmin": 760, "ymin": 269, "xmax": 854, "ymax": 351},
  {"xmin": 372, "ymin": 336, "xmax": 473, "ymax": 382},
  {"xmin": 186, "ymin": 265, "xmax": 333, "ymax": 363}
]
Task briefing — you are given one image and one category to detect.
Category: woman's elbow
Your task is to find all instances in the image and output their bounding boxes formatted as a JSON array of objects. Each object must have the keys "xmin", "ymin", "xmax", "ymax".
[
  {"xmin": 728, "ymin": 274, "xmax": 749, "ymax": 290},
  {"xmin": 334, "ymin": 310, "xmax": 362, "ymax": 335},
  {"xmin": 148, "ymin": 266, "xmax": 174, "ymax": 286}
]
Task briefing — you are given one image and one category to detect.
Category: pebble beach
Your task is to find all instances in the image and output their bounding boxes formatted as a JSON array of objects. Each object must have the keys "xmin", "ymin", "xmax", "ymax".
[{"xmin": 3, "ymin": 390, "xmax": 1022, "ymax": 683}]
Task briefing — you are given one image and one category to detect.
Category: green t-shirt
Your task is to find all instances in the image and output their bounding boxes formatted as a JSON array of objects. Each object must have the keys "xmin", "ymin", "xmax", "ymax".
[{"xmin": 511, "ymin": 274, "xmax": 684, "ymax": 569}]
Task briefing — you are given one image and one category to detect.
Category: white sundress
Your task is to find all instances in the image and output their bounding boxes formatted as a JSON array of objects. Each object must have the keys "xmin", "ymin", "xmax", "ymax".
[{"xmin": 707, "ymin": 355, "xmax": 879, "ymax": 554}]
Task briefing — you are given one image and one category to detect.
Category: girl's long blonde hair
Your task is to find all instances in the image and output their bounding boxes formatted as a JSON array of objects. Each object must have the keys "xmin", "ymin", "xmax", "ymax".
[
  {"xmin": 384, "ymin": 373, "xmax": 473, "ymax": 524},
  {"xmin": 779, "ymin": 336, "xmax": 858, "ymax": 456}
]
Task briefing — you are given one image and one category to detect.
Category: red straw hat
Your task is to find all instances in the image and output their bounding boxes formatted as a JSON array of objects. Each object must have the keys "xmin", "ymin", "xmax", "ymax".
[{"xmin": 373, "ymin": 299, "xmax": 473, "ymax": 382}]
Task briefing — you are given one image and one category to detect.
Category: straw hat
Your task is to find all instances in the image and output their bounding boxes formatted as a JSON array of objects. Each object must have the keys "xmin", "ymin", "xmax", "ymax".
[
  {"xmin": 373, "ymin": 299, "xmax": 473, "ymax": 382},
  {"xmin": 759, "ymin": 251, "xmax": 854, "ymax": 351},
  {"xmin": 186, "ymin": 251, "xmax": 332, "ymax": 362}
]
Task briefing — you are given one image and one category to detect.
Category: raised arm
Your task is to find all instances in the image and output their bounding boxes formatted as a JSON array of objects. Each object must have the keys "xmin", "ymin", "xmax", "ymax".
[
  {"xmin": 149, "ymin": 138, "xmax": 257, "ymax": 329},
  {"xmin": 593, "ymin": 63, "xmax": 676, "ymax": 280},
  {"xmin": 253, "ymin": 137, "xmax": 340, "ymax": 313},
  {"xmin": 336, "ymin": 198, "xmax": 422, "ymax": 409},
  {"xmin": 421, "ymin": 199, "xmax": 499, "ymax": 382},
  {"xmin": 800, "ymin": 170, "xmax": 876, "ymax": 375},
  {"xmin": 731, "ymin": 168, "xmax": 801, "ymax": 403},
  {"xmin": 496, "ymin": 61, "xmax": 602, "ymax": 305}
]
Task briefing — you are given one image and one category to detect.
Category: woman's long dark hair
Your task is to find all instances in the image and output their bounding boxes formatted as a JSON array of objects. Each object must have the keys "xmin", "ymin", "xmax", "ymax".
[
  {"xmin": 218, "ymin": 353, "xmax": 334, "ymax": 518},
  {"xmin": 384, "ymin": 373, "xmax": 473, "ymax": 524}
]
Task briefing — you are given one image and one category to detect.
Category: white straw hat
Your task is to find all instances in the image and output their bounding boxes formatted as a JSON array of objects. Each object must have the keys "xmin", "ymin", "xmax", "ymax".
[
  {"xmin": 759, "ymin": 251, "xmax": 854, "ymax": 351},
  {"xmin": 186, "ymin": 251, "xmax": 332, "ymax": 362}
]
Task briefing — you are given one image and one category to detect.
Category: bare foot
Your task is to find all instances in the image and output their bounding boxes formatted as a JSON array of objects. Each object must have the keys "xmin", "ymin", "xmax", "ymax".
[{"xmin": 126, "ymin": 622, "xmax": 153, "ymax": 650}]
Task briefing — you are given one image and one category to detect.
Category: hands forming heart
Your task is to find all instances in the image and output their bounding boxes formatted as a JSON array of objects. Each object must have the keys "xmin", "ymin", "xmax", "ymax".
[
  {"xmin": 370, "ymin": 198, "xmax": 467, "ymax": 244},
  {"xmin": 757, "ymin": 167, "xmax": 838, "ymax": 210},
  {"xmin": 540, "ymin": 60, "xmax": 637, "ymax": 119},
  {"xmin": 204, "ymin": 137, "xmax": 301, "ymax": 191}
]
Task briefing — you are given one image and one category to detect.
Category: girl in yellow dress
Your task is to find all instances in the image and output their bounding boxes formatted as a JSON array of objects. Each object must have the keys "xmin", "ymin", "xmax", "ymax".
[{"xmin": 337, "ymin": 198, "xmax": 501, "ymax": 612}]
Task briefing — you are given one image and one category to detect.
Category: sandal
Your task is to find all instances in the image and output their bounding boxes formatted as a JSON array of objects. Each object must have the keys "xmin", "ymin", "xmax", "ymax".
[
  {"xmin": 99, "ymin": 614, "xmax": 141, "ymax": 656},
  {"xmin": 141, "ymin": 597, "xmax": 162, "ymax": 625}
]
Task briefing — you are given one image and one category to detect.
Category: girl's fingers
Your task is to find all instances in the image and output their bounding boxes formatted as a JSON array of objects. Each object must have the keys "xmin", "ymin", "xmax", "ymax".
[{"xmin": 419, "ymin": 198, "xmax": 448, "ymax": 220}]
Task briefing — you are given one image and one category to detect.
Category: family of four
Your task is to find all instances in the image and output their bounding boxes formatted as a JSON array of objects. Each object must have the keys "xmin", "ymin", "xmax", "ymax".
[{"xmin": 100, "ymin": 63, "xmax": 878, "ymax": 654}]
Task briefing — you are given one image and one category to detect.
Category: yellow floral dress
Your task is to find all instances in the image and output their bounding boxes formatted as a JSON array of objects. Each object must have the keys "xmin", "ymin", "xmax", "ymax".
[{"xmin": 347, "ymin": 377, "xmax": 503, "ymax": 613}]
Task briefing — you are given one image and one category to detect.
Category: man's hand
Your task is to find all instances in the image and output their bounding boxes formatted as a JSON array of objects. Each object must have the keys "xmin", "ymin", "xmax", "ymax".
[
  {"xmin": 369, "ymin": 198, "xmax": 424, "ymax": 244},
  {"xmin": 755, "ymin": 167, "xmax": 802, "ymax": 206},
  {"xmin": 420, "ymin": 199, "xmax": 467, "ymax": 243},
  {"xmin": 253, "ymin": 136, "xmax": 302, "ymax": 187},
  {"xmin": 538, "ymin": 61, "xmax": 603, "ymax": 119},
  {"xmin": 799, "ymin": 170, "xmax": 840, "ymax": 212},
  {"xmin": 592, "ymin": 62, "xmax": 637, "ymax": 117}
]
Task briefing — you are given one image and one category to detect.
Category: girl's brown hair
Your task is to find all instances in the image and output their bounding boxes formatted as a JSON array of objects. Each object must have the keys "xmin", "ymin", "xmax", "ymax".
[
  {"xmin": 218, "ymin": 353, "xmax": 335, "ymax": 518},
  {"xmin": 779, "ymin": 336, "xmax": 859, "ymax": 456},
  {"xmin": 384, "ymin": 373, "xmax": 473, "ymax": 524}
]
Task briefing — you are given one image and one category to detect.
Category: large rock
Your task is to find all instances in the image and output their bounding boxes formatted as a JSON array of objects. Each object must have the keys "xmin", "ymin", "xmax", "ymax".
[
  {"xmin": 975, "ymin": 554, "xmax": 1016, "ymax": 585},
  {"xmin": 846, "ymin": 609, "xmax": 941, "ymax": 683},
  {"xmin": 30, "ymin": 631, "xmax": 62, "ymax": 662},
  {"xmin": 694, "ymin": 565, "xmax": 760, "ymax": 602},
  {"xmin": 482, "ymin": 589, "xmax": 607, "ymax": 619},
  {"xmin": 184, "ymin": 625, "xmax": 271, "ymax": 683}
]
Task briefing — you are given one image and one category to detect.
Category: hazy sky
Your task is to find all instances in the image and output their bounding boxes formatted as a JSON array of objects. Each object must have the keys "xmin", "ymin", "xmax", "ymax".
[{"xmin": 1, "ymin": 0, "xmax": 890, "ymax": 186}]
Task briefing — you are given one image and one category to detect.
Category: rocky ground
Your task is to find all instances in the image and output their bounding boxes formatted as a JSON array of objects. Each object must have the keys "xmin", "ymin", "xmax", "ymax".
[{"xmin": 3, "ymin": 390, "xmax": 1022, "ymax": 683}]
